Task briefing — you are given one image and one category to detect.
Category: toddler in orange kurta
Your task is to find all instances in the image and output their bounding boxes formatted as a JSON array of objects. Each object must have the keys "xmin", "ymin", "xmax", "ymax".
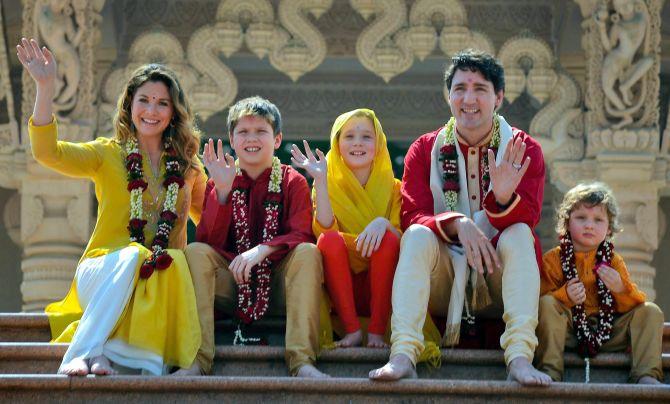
[{"xmin": 535, "ymin": 182, "xmax": 663, "ymax": 384}]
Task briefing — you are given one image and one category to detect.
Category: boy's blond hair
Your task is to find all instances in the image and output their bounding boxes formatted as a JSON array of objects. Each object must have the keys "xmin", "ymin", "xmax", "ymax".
[
  {"xmin": 555, "ymin": 182, "xmax": 622, "ymax": 237},
  {"xmin": 227, "ymin": 96, "xmax": 282, "ymax": 137}
]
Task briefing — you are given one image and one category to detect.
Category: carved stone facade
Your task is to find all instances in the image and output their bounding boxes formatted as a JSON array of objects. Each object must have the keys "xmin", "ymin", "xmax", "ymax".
[{"xmin": 0, "ymin": 0, "xmax": 668, "ymax": 313}]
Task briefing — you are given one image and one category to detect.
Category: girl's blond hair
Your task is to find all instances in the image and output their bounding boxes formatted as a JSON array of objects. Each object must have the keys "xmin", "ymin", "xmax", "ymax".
[
  {"xmin": 555, "ymin": 182, "xmax": 621, "ymax": 237},
  {"xmin": 112, "ymin": 64, "xmax": 201, "ymax": 173}
]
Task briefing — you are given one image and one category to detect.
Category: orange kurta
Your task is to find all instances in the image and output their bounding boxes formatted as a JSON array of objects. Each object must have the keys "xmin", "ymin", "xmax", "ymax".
[{"xmin": 541, "ymin": 246, "xmax": 646, "ymax": 316}]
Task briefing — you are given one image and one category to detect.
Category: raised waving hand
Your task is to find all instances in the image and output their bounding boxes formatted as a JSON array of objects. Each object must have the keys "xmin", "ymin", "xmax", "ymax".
[
  {"xmin": 487, "ymin": 136, "xmax": 531, "ymax": 206},
  {"xmin": 290, "ymin": 140, "xmax": 327, "ymax": 183},
  {"xmin": 203, "ymin": 138, "xmax": 236, "ymax": 203},
  {"xmin": 16, "ymin": 38, "xmax": 56, "ymax": 126}
]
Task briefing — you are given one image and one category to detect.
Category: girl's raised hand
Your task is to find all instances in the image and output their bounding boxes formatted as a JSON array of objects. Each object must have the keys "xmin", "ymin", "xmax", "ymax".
[
  {"xmin": 290, "ymin": 140, "xmax": 327, "ymax": 182},
  {"xmin": 16, "ymin": 38, "xmax": 56, "ymax": 89}
]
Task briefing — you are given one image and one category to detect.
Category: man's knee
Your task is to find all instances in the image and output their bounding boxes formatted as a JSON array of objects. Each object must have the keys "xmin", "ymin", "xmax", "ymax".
[
  {"xmin": 498, "ymin": 223, "xmax": 533, "ymax": 252},
  {"xmin": 185, "ymin": 242, "xmax": 218, "ymax": 277},
  {"xmin": 402, "ymin": 224, "xmax": 439, "ymax": 248}
]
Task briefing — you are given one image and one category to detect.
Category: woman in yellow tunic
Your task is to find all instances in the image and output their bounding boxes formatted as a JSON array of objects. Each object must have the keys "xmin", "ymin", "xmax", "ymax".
[{"xmin": 17, "ymin": 38, "xmax": 206, "ymax": 376}]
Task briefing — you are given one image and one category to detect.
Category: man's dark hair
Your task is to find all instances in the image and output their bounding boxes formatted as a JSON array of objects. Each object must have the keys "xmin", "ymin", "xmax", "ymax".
[{"xmin": 444, "ymin": 49, "xmax": 505, "ymax": 93}]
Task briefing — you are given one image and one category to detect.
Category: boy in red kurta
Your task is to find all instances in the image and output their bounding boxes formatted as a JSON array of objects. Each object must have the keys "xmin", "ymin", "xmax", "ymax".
[
  {"xmin": 180, "ymin": 96, "xmax": 327, "ymax": 378},
  {"xmin": 536, "ymin": 182, "xmax": 663, "ymax": 384}
]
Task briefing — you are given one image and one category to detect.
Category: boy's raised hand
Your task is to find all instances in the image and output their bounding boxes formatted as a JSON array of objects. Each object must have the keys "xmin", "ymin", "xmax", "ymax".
[
  {"xmin": 597, "ymin": 265, "xmax": 625, "ymax": 293},
  {"xmin": 203, "ymin": 138, "xmax": 236, "ymax": 201},
  {"xmin": 16, "ymin": 38, "xmax": 56, "ymax": 89},
  {"xmin": 566, "ymin": 277, "xmax": 586, "ymax": 305},
  {"xmin": 290, "ymin": 140, "xmax": 327, "ymax": 183}
]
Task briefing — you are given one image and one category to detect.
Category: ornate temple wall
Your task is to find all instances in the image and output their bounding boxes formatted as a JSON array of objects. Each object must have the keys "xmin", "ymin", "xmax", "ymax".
[{"xmin": 0, "ymin": 0, "xmax": 668, "ymax": 317}]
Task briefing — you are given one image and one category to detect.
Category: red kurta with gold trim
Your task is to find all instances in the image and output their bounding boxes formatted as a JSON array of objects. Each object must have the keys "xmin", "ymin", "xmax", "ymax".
[{"xmin": 400, "ymin": 127, "xmax": 545, "ymax": 269}]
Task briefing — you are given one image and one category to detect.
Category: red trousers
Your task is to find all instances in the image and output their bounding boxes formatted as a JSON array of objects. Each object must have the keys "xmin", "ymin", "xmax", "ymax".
[{"xmin": 317, "ymin": 230, "xmax": 399, "ymax": 335}]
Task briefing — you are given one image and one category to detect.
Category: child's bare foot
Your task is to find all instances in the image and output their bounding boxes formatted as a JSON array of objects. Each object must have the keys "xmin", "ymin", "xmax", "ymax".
[
  {"xmin": 295, "ymin": 364, "xmax": 330, "ymax": 378},
  {"xmin": 369, "ymin": 353, "xmax": 417, "ymax": 380},
  {"xmin": 89, "ymin": 355, "xmax": 116, "ymax": 376},
  {"xmin": 172, "ymin": 362, "xmax": 205, "ymax": 376},
  {"xmin": 58, "ymin": 358, "xmax": 89, "ymax": 376},
  {"xmin": 638, "ymin": 376, "xmax": 661, "ymax": 385},
  {"xmin": 335, "ymin": 329, "xmax": 363, "ymax": 348},
  {"xmin": 366, "ymin": 333, "xmax": 388, "ymax": 348},
  {"xmin": 506, "ymin": 357, "xmax": 551, "ymax": 386}
]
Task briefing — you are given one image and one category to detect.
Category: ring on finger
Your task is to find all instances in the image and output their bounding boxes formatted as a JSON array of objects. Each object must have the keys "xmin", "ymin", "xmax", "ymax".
[{"xmin": 512, "ymin": 162, "xmax": 522, "ymax": 169}]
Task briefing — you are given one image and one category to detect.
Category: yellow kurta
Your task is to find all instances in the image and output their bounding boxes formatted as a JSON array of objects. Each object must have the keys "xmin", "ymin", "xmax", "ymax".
[{"xmin": 30, "ymin": 117, "xmax": 207, "ymax": 369}]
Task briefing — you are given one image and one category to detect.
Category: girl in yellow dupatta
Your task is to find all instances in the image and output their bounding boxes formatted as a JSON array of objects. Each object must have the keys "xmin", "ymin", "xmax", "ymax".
[{"xmin": 291, "ymin": 109, "xmax": 401, "ymax": 348}]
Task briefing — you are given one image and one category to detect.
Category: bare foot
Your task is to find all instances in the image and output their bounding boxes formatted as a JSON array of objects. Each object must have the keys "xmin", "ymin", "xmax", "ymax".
[
  {"xmin": 58, "ymin": 358, "xmax": 89, "ymax": 376},
  {"xmin": 366, "ymin": 333, "xmax": 389, "ymax": 348},
  {"xmin": 89, "ymin": 355, "xmax": 116, "ymax": 376},
  {"xmin": 335, "ymin": 329, "xmax": 363, "ymax": 348},
  {"xmin": 506, "ymin": 357, "xmax": 551, "ymax": 387},
  {"xmin": 171, "ymin": 362, "xmax": 205, "ymax": 376},
  {"xmin": 638, "ymin": 376, "xmax": 661, "ymax": 385},
  {"xmin": 295, "ymin": 364, "xmax": 330, "ymax": 378},
  {"xmin": 369, "ymin": 353, "xmax": 417, "ymax": 381}
]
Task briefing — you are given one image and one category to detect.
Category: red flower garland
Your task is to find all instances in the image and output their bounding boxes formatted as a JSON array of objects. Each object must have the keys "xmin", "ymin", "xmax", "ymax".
[
  {"xmin": 125, "ymin": 138, "xmax": 184, "ymax": 279},
  {"xmin": 559, "ymin": 234, "xmax": 615, "ymax": 358},
  {"xmin": 231, "ymin": 159, "xmax": 283, "ymax": 329}
]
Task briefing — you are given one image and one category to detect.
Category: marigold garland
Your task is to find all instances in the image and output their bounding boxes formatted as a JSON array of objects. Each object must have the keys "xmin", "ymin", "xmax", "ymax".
[
  {"xmin": 559, "ymin": 234, "xmax": 615, "ymax": 358},
  {"xmin": 231, "ymin": 157, "xmax": 283, "ymax": 344},
  {"xmin": 125, "ymin": 137, "xmax": 184, "ymax": 280},
  {"xmin": 439, "ymin": 115, "xmax": 501, "ymax": 212}
]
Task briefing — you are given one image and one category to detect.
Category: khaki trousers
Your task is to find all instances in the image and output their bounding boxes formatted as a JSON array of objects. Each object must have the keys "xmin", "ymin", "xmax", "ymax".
[
  {"xmin": 535, "ymin": 294, "xmax": 664, "ymax": 382},
  {"xmin": 184, "ymin": 242, "xmax": 323, "ymax": 375},
  {"xmin": 390, "ymin": 223, "xmax": 540, "ymax": 366}
]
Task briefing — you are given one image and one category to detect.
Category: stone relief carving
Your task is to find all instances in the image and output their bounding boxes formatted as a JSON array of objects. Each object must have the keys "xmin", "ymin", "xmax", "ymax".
[
  {"xmin": 595, "ymin": 0, "xmax": 653, "ymax": 129},
  {"xmin": 20, "ymin": 195, "xmax": 44, "ymax": 242},
  {"xmin": 351, "ymin": 0, "xmax": 493, "ymax": 83},
  {"xmin": 0, "ymin": 5, "xmax": 19, "ymax": 154},
  {"xmin": 577, "ymin": 0, "xmax": 661, "ymax": 133},
  {"xmin": 497, "ymin": 33, "xmax": 557, "ymax": 104},
  {"xmin": 635, "ymin": 202, "xmax": 658, "ymax": 249},
  {"xmin": 22, "ymin": 0, "xmax": 104, "ymax": 126},
  {"xmin": 2, "ymin": 192, "xmax": 21, "ymax": 246},
  {"xmin": 270, "ymin": 0, "xmax": 334, "ymax": 81}
]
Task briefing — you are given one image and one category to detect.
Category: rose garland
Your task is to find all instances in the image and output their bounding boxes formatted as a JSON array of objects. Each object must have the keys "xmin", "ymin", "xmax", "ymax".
[
  {"xmin": 125, "ymin": 137, "xmax": 184, "ymax": 279},
  {"xmin": 231, "ymin": 157, "xmax": 283, "ymax": 341},
  {"xmin": 559, "ymin": 234, "xmax": 614, "ymax": 358},
  {"xmin": 439, "ymin": 114, "xmax": 501, "ymax": 212}
]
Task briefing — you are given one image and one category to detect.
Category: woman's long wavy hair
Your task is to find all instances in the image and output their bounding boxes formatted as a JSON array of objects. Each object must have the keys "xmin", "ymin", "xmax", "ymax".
[{"xmin": 113, "ymin": 64, "xmax": 201, "ymax": 174}]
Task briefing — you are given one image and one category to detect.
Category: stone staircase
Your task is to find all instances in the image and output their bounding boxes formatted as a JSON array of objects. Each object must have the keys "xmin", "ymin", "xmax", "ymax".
[{"xmin": 1, "ymin": 313, "xmax": 669, "ymax": 402}]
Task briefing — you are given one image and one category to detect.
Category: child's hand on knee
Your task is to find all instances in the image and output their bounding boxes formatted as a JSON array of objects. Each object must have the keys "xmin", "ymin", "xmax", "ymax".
[
  {"xmin": 596, "ymin": 265, "xmax": 625, "ymax": 293},
  {"xmin": 566, "ymin": 277, "xmax": 586, "ymax": 305}
]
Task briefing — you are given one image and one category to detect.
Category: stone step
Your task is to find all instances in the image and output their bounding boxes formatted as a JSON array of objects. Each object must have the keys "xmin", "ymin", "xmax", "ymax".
[
  {"xmin": 0, "ymin": 375, "xmax": 668, "ymax": 403},
  {"xmin": 3, "ymin": 313, "xmax": 670, "ymax": 351},
  {"xmin": 1, "ymin": 343, "xmax": 668, "ymax": 384}
]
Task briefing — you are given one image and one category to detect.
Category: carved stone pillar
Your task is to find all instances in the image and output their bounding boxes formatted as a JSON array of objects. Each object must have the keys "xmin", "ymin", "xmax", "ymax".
[
  {"xmin": 16, "ymin": 0, "xmax": 103, "ymax": 311},
  {"xmin": 552, "ymin": 0, "xmax": 667, "ymax": 299}
]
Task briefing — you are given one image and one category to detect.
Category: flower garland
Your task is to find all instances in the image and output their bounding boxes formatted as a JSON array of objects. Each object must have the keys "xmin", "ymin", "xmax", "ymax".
[
  {"xmin": 559, "ymin": 234, "xmax": 615, "ymax": 359},
  {"xmin": 125, "ymin": 137, "xmax": 184, "ymax": 279},
  {"xmin": 439, "ymin": 115, "xmax": 501, "ymax": 212},
  {"xmin": 232, "ymin": 156, "xmax": 283, "ymax": 332}
]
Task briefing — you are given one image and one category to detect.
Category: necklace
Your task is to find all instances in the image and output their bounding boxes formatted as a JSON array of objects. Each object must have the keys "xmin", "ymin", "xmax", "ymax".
[
  {"xmin": 231, "ymin": 157, "xmax": 283, "ymax": 337},
  {"xmin": 439, "ymin": 115, "xmax": 501, "ymax": 212},
  {"xmin": 559, "ymin": 234, "xmax": 615, "ymax": 358},
  {"xmin": 125, "ymin": 137, "xmax": 184, "ymax": 279}
]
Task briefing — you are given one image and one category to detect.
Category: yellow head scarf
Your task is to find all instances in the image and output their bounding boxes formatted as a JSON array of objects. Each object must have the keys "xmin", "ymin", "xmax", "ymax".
[{"xmin": 326, "ymin": 108, "xmax": 397, "ymax": 234}]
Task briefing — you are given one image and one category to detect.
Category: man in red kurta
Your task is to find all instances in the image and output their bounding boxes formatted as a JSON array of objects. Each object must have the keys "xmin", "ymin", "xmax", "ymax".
[
  {"xmin": 180, "ymin": 96, "xmax": 326, "ymax": 378},
  {"xmin": 370, "ymin": 50, "xmax": 551, "ymax": 386}
]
